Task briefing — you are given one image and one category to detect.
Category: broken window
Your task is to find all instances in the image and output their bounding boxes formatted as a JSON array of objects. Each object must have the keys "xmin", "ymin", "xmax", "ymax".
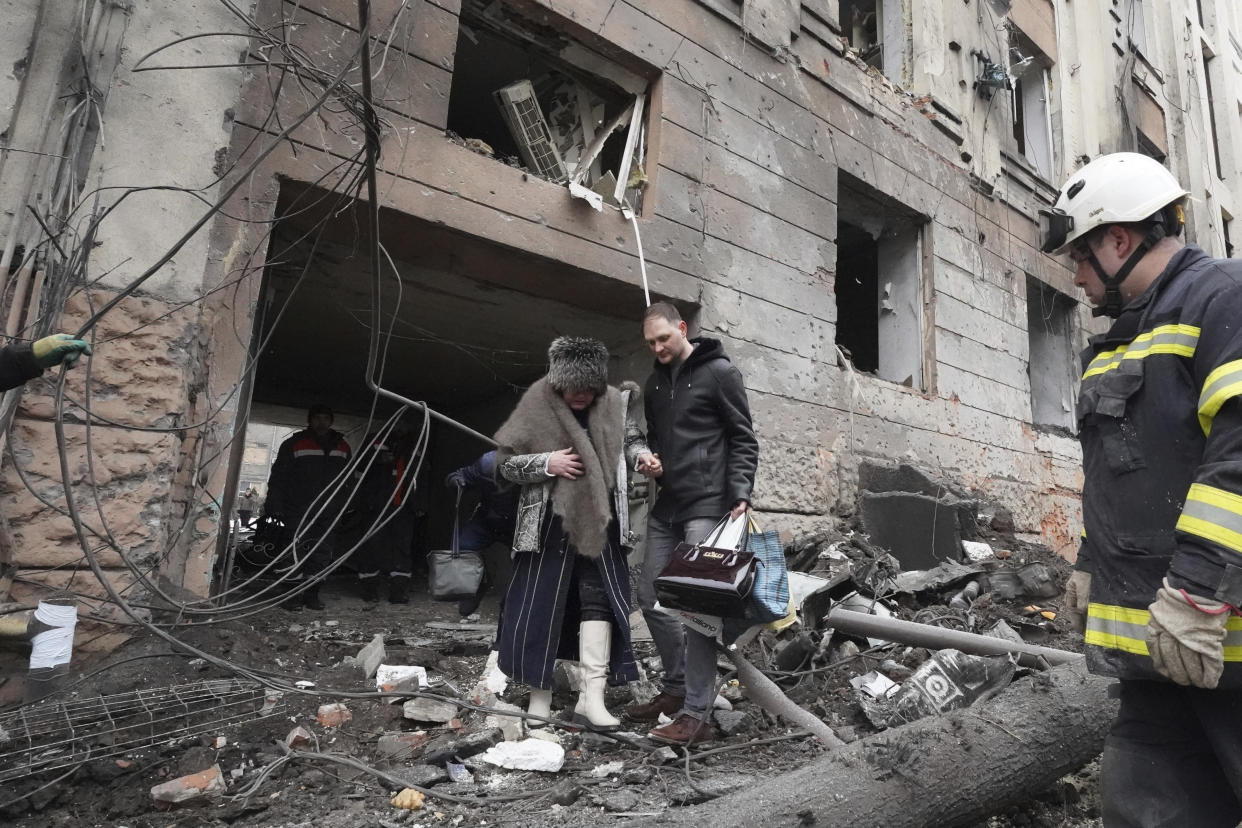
[
  {"xmin": 1203, "ymin": 51, "xmax": 1225, "ymax": 180},
  {"xmin": 839, "ymin": 0, "xmax": 904, "ymax": 83},
  {"xmin": 447, "ymin": 0, "xmax": 650, "ymax": 210},
  {"xmin": 834, "ymin": 174, "xmax": 927, "ymax": 389},
  {"xmin": 1223, "ymin": 209, "xmax": 1234, "ymax": 259},
  {"xmin": 1026, "ymin": 276, "xmax": 1077, "ymax": 430},
  {"xmin": 1009, "ymin": 30, "xmax": 1054, "ymax": 180}
]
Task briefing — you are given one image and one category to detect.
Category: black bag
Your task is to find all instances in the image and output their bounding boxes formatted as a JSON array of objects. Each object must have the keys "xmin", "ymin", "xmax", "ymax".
[
  {"xmin": 428, "ymin": 488, "xmax": 485, "ymax": 601},
  {"xmin": 654, "ymin": 515, "xmax": 757, "ymax": 618}
]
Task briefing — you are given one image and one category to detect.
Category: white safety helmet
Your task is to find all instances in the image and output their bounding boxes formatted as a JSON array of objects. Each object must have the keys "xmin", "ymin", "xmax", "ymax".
[{"xmin": 1038, "ymin": 152, "xmax": 1188, "ymax": 254}]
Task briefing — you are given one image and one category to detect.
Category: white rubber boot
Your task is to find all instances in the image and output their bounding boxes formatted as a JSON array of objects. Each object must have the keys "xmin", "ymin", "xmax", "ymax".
[
  {"xmin": 572, "ymin": 620, "xmax": 621, "ymax": 730},
  {"xmin": 527, "ymin": 688, "xmax": 553, "ymax": 728}
]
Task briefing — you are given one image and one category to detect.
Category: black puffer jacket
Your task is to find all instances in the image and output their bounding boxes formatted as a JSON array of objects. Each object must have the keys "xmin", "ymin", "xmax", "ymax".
[{"xmin": 643, "ymin": 337, "xmax": 758, "ymax": 522}]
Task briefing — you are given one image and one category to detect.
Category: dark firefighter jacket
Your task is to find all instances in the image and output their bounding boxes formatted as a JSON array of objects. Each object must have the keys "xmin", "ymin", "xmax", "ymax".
[
  {"xmin": 643, "ymin": 337, "xmax": 759, "ymax": 523},
  {"xmin": 353, "ymin": 431, "xmax": 420, "ymax": 514},
  {"xmin": 265, "ymin": 428, "xmax": 353, "ymax": 525},
  {"xmin": 1077, "ymin": 245, "xmax": 1242, "ymax": 687}
]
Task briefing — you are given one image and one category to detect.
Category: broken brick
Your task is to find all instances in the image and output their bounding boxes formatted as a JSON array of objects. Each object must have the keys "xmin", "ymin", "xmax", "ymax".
[
  {"xmin": 150, "ymin": 764, "xmax": 226, "ymax": 805},
  {"xmin": 316, "ymin": 703, "xmax": 352, "ymax": 728}
]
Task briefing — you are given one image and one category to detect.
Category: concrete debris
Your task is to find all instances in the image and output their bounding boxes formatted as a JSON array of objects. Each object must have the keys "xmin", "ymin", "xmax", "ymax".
[
  {"xmin": 479, "ymin": 650, "xmax": 508, "ymax": 695},
  {"xmin": 357, "ymin": 634, "xmax": 386, "ymax": 679},
  {"xmin": 482, "ymin": 699, "xmax": 526, "ymax": 742},
  {"xmin": 713, "ymin": 693, "xmax": 733, "ymax": 711},
  {"xmin": 422, "ymin": 728, "xmax": 503, "ymax": 765},
  {"xmin": 315, "ymin": 703, "xmax": 352, "ymax": 728},
  {"xmin": 376, "ymin": 664, "xmax": 428, "ymax": 693},
  {"xmin": 985, "ymin": 619, "xmax": 1026, "ymax": 645},
  {"xmin": 857, "ymin": 649, "xmax": 1017, "ymax": 729},
  {"xmin": 714, "ymin": 710, "xmax": 748, "ymax": 735},
  {"xmin": 150, "ymin": 764, "xmax": 225, "ymax": 805},
  {"xmin": 478, "ymin": 738, "xmax": 565, "ymax": 773},
  {"xmin": 284, "ymin": 726, "xmax": 314, "ymax": 749},
  {"xmin": 390, "ymin": 788, "xmax": 425, "ymax": 810},
  {"xmin": 961, "ymin": 540, "xmax": 995, "ymax": 562},
  {"xmin": 591, "ymin": 760, "xmax": 625, "ymax": 777},
  {"xmin": 446, "ymin": 762, "xmax": 473, "ymax": 783},
  {"xmin": 552, "ymin": 780, "xmax": 582, "ymax": 806},
  {"xmin": 653, "ymin": 746, "xmax": 679, "ymax": 764},
  {"xmin": 859, "ymin": 491, "xmax": 962, "ymax": 570},
  {"xmin": 602, "ymin": 789, "xmax": 643, "ymax": 812},
  {"xmin": 668, "ymin": 772, "xmax": 757, "ymax": 805},
  {"xmin": 402, "ymin": 697, "xmax": 458, "ymax": 723},
  {"xmin": 527, "ymin": 728, "xmax": 564, "ymax": 745},
  {"xmin": 376, "ymin": 730, "xmax": 429, "ymax": 759}
]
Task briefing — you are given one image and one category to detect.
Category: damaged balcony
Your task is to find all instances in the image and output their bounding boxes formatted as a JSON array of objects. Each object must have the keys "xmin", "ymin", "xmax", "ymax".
[{"xmin": 447, "ymin": 0, "xmax": 654, "ymax": 213}]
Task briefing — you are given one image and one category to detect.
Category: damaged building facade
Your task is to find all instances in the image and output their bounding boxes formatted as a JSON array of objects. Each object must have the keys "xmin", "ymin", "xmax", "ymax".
[{"xmin": 0, "ymin": 0, "xmax": 1239, "ymax": 610}]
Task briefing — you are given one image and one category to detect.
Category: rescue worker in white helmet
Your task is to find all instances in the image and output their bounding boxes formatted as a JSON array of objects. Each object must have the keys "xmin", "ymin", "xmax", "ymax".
[{"xmin": 1043, "ymin": 152, "xmax": 1242, "ymax": 826}]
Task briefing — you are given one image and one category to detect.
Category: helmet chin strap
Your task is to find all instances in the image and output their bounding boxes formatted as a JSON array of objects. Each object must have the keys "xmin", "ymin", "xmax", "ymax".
[{"xmin": 1089, "ymin": 224, "xmax": 1168, "ymax": 318}]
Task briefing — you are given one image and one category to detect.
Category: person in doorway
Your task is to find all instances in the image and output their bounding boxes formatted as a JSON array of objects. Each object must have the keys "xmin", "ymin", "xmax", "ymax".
[
  {"xmin": 264, "ymin": 404, "xmax": 353, "ymax": 610},
  {"xmin": 493, "ymin": 336, "xmax": 648, "ymax": 729},
  {"xmin": 627, "ymin": 301, "xmax": 759, "ymax": 747},
  {"xmin": 444, "ymin": 450, "xmax": 519, "ymax": 621},
  {"xmin": 237, "ymin": 486, "xmax": 260, "ymax": 527},
  {"xmin": 353, "ymin": 412, "xmax": 422, "ymax": 604},
  {"xmin": 0, "ymin": 333, "xmax": 92, "ymax": 391},
  {"xmin": 1042, "ymin": 152, "xmax": 1242, "ymax": 826}
]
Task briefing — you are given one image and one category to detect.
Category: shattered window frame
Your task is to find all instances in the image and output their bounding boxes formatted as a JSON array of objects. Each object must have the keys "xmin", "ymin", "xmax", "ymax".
[
  {"xmin": 448, "ymin": 0, "xmax": 652, "ymax": 213},
  {"xmin": 1007, "ymin": 27, "xmax": 1056, "ymax": 182}
]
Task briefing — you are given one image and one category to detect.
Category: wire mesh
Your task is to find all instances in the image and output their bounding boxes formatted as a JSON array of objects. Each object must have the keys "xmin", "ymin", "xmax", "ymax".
[{"xmin": 0, "ymin": 680, "xmax": 283, "ymax": 782}]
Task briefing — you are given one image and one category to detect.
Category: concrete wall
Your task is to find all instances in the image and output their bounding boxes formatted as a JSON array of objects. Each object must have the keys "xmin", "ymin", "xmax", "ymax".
[{"xmin": 2, "ymin": 0, "xmax": 1240, "ymax": 607}]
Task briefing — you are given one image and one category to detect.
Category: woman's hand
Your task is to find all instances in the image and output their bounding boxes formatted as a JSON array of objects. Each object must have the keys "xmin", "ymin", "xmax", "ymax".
[{"xmin": 547, "ymin": 448, "xmax": 584, "ymax": 479}]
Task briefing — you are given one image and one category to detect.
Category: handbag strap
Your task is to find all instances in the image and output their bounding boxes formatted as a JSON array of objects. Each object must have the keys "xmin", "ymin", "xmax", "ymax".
[{"xmin": 451, "ymin": 485, "xmax": 462, "ymax": 558}]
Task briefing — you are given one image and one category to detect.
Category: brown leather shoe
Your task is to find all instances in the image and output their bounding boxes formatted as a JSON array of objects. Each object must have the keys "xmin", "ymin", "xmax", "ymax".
[
  {"xmin": 624, "ymin": 691, "xmax": 685, "ymax": 722},
  {"xmin": 647, "ymin": 714, "xmax": 714, "ymax": 747}
]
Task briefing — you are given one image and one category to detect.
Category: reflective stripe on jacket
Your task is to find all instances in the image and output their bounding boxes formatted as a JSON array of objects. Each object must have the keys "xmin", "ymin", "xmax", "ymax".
[{"xmin": 1077, "ymin": 245, "xmax": 1242, "ymax": 686}]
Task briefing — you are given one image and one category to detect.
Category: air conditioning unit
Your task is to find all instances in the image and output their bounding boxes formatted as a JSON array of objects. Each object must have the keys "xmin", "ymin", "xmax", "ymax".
[{"xmin": 494, "ymin": 80, "xmax": 567, "ymax": 182}]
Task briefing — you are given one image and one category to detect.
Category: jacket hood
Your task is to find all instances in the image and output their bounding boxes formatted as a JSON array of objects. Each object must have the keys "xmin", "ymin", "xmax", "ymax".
[{"xmin": 652, "ymin": 336, "xmax": 729, "ymax": 372}]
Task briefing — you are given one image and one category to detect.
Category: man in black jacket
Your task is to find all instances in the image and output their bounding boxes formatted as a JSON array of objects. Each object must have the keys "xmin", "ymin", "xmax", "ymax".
[{"xmin": 626, "ymin": 302, "xmax": 759, "ymax": 746}]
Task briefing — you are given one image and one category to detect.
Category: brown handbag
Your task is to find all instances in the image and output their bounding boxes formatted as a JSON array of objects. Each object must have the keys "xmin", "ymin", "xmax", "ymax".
[{"xmin": 654, "ymin": 515, "xmax": 757, "ymax": 618}]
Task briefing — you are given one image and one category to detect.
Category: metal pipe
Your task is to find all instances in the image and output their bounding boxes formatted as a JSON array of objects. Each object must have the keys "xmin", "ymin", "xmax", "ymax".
[
  {"xmin": 355, "ymin": 0, "xmax": 496, "ymax": 449},
  {"xmin": 825, "ymin": 607, "xmax": 1082, "ymax": 668}
]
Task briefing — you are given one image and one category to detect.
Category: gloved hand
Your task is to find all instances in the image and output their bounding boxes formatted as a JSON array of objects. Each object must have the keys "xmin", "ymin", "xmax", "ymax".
[
  {"xmin": 444, "ymin": 470, "xmax": 466, "ymax": 489},
  {"xmin": 1061, "ymin": 570, "xmax": 1091, "ymax": 634},
  {"xmin": 1146, "ymin": 578, "xmax": 1235, "ymax": 689},
  {"xmin": 32, "ymin": 334, "xmax": 92, "ymax": 369}
]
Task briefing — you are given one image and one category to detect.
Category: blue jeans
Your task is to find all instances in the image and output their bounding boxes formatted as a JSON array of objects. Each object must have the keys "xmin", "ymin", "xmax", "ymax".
[{"xmin": 638, "ymin": 515, "xmax": 721, "ymax": 721}]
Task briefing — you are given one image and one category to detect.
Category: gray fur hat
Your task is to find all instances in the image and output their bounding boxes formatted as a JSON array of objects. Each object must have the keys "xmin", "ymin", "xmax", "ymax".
[{"xmin": 547, "ymin": 336, "xmax": 609, "ymax": 393}]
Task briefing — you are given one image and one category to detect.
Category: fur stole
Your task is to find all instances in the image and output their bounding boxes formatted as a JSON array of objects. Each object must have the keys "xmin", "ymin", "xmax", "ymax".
[{"xmin": 494, "ymin": 377, "xmax": 624, "ymax": 557}]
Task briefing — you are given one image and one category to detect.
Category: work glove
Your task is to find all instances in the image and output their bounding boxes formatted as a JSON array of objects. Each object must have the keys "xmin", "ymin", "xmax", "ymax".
[
  {"xmin": 32, "ymin": 334, "xmax": 92, "ymax": 369},
  {"xmin": 1061, "ymin": 570, "xmax": 1091, "ymax": 635},
  {"xmin": 1146, "ymin": 578, "xmax": 1235, "ymax": 689}
]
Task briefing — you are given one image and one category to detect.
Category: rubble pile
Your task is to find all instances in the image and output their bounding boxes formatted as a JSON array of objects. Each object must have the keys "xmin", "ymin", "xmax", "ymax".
[{"xmin": 0, "ymin": 467, "xmax": 1103, "ymax": 828}]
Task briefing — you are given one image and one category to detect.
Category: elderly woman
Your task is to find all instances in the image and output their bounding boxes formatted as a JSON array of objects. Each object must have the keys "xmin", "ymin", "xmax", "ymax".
[{"xmin": 494, "ymin": 337, "xmax": 647, "ymax": 729}]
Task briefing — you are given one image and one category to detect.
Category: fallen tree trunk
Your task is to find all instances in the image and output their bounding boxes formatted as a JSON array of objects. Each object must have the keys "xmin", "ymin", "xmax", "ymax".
[{"xmin": 634, "ymin": 660, "xmax": 1116, "ymax": 828}]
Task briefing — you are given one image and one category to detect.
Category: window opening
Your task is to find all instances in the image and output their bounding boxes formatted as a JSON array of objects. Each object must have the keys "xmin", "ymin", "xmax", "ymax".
[
  {"xmin": 839, "ymin": 0, "xmax": 903, "ymax": 82},
  {"xmin": 1223, "ymin": 209, "xmax": 1234, "ymax": 259},
  {"xmin": 1136, "ymin": 130, "xmax": 1167, "ymax": 163},
  {"xmin": 1009, "ymin": 30, "xmax": 1054, "ymax": 179},
  {"xmin": 1026, "ymin": 276, "xmax": 1077, "ymax": 430},
  {"xmin": 834, "ymin": 174, "xmax": 927, "ymax": 388},
  {"xmin": 447, "ymin": 0, "xmax": 649, "ymax": 209},
  {"xmin": 1203, "ymin": 53, "xmax": 1224, "ymax": 180}
]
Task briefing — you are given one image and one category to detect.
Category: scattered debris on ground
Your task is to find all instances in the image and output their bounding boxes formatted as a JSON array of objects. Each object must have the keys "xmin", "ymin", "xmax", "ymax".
[{"xmin": 0, "ymin": 464, "xmax": 1104, "ymax": 827}]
